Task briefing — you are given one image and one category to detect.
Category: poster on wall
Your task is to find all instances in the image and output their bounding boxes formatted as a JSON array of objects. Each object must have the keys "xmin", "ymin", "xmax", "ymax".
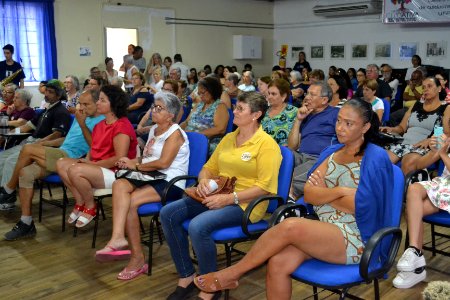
[
  {"xmin": 79, "ymin": 47, "xmax": 91, "ymax": 57},
  {"xmin": 330, "ymin": 45, "xmax": 345, "ymax": 59},
  {"xmin": 383, "ymin": 0, "xmax": 450, "ymax": 23},
  {"xmin": 375, "ymin": 43, "xmax": 392, "ymax": 58},
  {"xmin": 426, "ymin": 41, "xmax": 447, "ymax": 58},
  {"xmin": 291, "ymin": 46, "xmax": 305, "ymax": 60},
  {"xmin": 352, "ymin": 44, "xmax": 368, "ymax": 59},
  {"xmin": 311, "ymin": 46, "xmax": 324, "ymax": 59},
  {"xmin": 399, "ymin": 42, "xmax": 418, "ymax": 59}
]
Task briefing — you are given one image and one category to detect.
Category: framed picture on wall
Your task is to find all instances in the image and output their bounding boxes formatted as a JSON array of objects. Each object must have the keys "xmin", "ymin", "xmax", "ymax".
[
  {"xmin": 399, "ymin": 42, "xmax": 418, "ymax": 60},
  {"xmin": 330, "ymin": 45, "xmax": 345, "ymax": 59},
  {"xmin": 351, "ymin": 44, "xmax": 367, "ymax": 59},
  {"xmin": 291, "ymin": 46, "xmax": 305, "ymax": 60},
  {"xmin": 310, "ymin": 45, "xmax": 324, "ymax": 59},
  {"xmin": 426, "ymin": 41, "xmax": 447, "ymax": 58},
  {"xmin": 375, "ymin": 43, "xmax": 391, "ymax": 59}
]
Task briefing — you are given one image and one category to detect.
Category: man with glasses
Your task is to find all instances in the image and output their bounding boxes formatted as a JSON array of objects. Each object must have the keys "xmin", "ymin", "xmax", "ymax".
[
  {"xmin": 238, "ymin": 71, "xmax": 256, "ymax": 92},
  {"xmin": 0, "ymin": 44, "xmax": 25, "ymax": 89},
  {"xmin": 354, "ymin": 64, "xmax": 391, "ymax": 101},
  {"xmin": 287, "ymin": 81, "xmax": 339, "ymax": 200}
]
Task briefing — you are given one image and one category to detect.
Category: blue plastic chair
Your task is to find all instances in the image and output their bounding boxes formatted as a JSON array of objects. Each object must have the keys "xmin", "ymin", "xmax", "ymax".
[
  {"xmin": 182, "ymin": 146, "xmax": 294, "ymax": 265},
  {"xmin": 226, "ymin": 108, "xmax": 234, "ymax": 134},
  {"xmin": 381, "ymin": 98, "xmax": 390, "ymax": 125},
  {"xmin": 283, "ymin": 164, "xmax": 404, "ymax": 300},
  {"xmin": 137, "ymin": 131, "xmax": 209, "ymax": 275}
]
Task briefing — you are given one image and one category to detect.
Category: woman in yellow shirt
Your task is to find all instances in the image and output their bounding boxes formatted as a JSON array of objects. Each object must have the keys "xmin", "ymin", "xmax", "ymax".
[{"xmin": 160, "ymin": 91, "xmax": 282, "ymax": 300}]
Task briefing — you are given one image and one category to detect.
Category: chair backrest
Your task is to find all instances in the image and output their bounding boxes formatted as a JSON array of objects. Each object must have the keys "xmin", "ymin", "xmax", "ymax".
[
  {"xmin": 180, "ymin": 96, "xmax": 193, "ymax": 124},
  {"xmin": 381, "ymin": 98, "xmax": 390, "ymax": 124},
  {"xmin": 389, "ymin": 164, "xmax": 404, "ymax": 228},
  {"xmin": 230, "ymin": 98, "xmax": 237, "ymax": 107},
  {"xmin": 186, "ymin": 131, "xmax": 209, "ymax": 186},
  {"xmin": 288, "ymin": 95, "xmax": 293, "ymax": 105},
  {"xmin": 268, "ymin": 146, "xmax": 295, "ymax": 213},
  {"xmin": 226, "ymin": 108, "xmax": 234, "ymax": 133}
]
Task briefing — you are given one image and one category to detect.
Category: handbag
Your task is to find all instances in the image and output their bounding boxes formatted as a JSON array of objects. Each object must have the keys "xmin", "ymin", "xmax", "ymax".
[
  {"xmin": 184, "ymin": 176, "xmax": 237, "ymax": 203},
  {"xmin": 115, "ymin": 169, "xmax": 167, "ymax": 181}
]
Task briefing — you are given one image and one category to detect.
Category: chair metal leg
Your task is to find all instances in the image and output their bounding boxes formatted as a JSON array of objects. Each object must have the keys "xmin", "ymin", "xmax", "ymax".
[
  {"xmin": 47, "ymin": 183, "xmax": 53, "ymax": 197},
  {"xmin": 61, "ymin": 185, "xmax": 68, "ymax": 232},
  {"xmin": 373, "ymin": 278, "xmax": 380, "ymax": 300},
  {"xmin": 430, "ymin": 224, "xmax": 436, "ymax": 256},
  {"xmin": 156, "ymin": 219, "xmax": 163, "ymax": 245},
  {"xmin": 313, "ymin": 286, "xmax": 319, "ymax": 300},
  {"xmin": 92, "ymin": 198, "xmax": 102, "ymax": 249},
  {"xmin": 147, "ymin": 216, "xmax": 156, "ymax": 276}
]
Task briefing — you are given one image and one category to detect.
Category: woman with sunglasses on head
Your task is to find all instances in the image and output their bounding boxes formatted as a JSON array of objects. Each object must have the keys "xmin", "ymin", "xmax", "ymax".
[{"xmin": 95, "ymin": 92, "xmax": 189, "ymax": 281}]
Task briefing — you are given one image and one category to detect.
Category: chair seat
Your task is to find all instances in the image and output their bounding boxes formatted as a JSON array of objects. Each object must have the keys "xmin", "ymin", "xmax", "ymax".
[
  {"xmin": 93, "ymin": 188, "xmax": 112, "ymax": 197},
  {"xmin": 137, "ymin": 202, "xmax": 163, "ymax": 216},
  {"xmin": 182, "ymin": 219, "xmax": 269, "ymax": 241},
  {"xmin": 423, "ymin": 211, "xmax": 450, "ymax": 226},
  {"xmin": 291, "ymin": 259, "xmax": 364, "ymax": 287},
  {"xmin": 43, "ymin": 173, "xmax": 63, "ymax": 183}
]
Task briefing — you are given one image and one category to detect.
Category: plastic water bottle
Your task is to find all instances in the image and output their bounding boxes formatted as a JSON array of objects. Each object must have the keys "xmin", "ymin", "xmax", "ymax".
[{"xmin": 208, "ymin": 179, "xmax": 218, "ymax": 193}]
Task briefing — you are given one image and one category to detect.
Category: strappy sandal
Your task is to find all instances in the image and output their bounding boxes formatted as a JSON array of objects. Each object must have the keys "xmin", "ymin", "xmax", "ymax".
[
  {"xmin": 117, "ymin": 264, "xmax": 149, "ymax": 280},
  {"xmin": 75, "ymin": 206, "xmax": 97, "ymax": 228},
  {"xmin": 194, "ymin": 272, "xmax": 239, "ymax": 293},
  {"xmin": 68, "ymin": 204, "xmax": 84, "ymax": 224}
]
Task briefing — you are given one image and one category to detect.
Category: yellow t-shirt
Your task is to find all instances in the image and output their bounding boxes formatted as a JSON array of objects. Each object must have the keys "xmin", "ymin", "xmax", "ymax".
[
  {"xmin": 404, "ymin": 85, "xmax": 423, "ymax": 108},
  {"xmin": 204, "ymin": 126, "xmax": 282, "ymax": 222}
]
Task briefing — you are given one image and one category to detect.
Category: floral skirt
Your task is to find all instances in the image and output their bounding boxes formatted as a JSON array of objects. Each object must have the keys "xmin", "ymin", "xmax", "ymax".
[{"xmin": 418, "ymin": 175, "xmax": 450, "ymax": 213}]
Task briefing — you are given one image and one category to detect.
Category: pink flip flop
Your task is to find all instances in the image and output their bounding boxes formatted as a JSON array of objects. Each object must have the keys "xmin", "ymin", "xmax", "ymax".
[
  {"xmin": 117, "ymin": 264, "xmax": 149, "ymax": 280},
  {"xmin": 95, "ymin": 246, "xmax": 131, "ymax": 262}
]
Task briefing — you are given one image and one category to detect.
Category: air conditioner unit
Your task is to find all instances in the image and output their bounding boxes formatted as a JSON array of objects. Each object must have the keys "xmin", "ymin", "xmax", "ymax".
[{"xmin": 313, "ymin": 0, "xmax": 383, "ymax": 17}]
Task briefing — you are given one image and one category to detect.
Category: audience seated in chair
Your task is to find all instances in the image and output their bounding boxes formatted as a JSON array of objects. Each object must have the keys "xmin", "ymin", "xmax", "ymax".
[
  {"xmin": 362, "ymin": 79, "xmax": 384, "ymax": 122},
  {"xmin": 193, "ymin": 99, "xmax": 393, "ymax": 300},
  {"xmin": 180, "ymin": 76, "xmax": 229, "ymax": 155},
  {"xmin": 261, "ymin": 78, "xmax": 298, "ymax": 146},
  {"xmin": 6, "ymin": 88, "xmax": 35, "ymax": 128},
  {"xmin": 2, "ymin": 90, "xmax": 104, "ymax": 240},
  {"xmin": 160, "ymin": 92, "xmax": 282, "ymax": 300},
  {"xmin": 127, "ymin": 72, "xmax": 153, "ymax": 124},
  {"xmin": 63, "ymin": 75, "xmax": 81, "ymax": 113},
  {"xmin": 94, "ymin": 92, "xmax": 188, "ymax": 281},
  {"xmin": 56, "ymin": 85, "xmax": 137, "ymax": 228},
  {"xmin": 0, "ymin": 80, "xmax": 71, "ymax": 211},
  {"xmin": 354, "ymin": 64, "xmax": 392, "ymax": 101},
  {"xmin": 380, "ymin": 77, "xmax": 450, "ymax": 175},
  {"xmin": 287, "ymin": 81, "xmax": 339, "ymax": 200},
  {"xmin": 393, "ymin": 133, "xmax": 450, "ymax": 289}
]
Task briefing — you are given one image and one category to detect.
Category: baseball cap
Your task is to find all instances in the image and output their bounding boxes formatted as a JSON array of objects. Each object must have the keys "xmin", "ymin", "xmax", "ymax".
[{"xmin": 45, "ymin": 79, "xmax": 64, "ymax": 94}]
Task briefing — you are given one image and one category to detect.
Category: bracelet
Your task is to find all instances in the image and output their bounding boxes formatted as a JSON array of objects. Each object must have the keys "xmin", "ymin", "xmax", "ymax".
[{"xmin": 233, "ymin": 191, "xmax": 239, "ymax": 205}]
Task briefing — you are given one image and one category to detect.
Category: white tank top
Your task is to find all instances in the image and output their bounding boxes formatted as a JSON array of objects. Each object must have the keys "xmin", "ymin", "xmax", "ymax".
[{"xmin": 142, "ymin": 123, "xmax": 189, "ymax": 189}]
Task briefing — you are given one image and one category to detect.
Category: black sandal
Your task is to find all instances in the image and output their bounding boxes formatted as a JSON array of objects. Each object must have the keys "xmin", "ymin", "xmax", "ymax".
[{"xmin": 167, "ymin": 281, "xmax": 198, "ymax": 300}]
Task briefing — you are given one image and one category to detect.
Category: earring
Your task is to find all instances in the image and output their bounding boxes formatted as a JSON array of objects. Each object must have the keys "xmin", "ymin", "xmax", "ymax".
[{"xmin": 252, "ymin": 118, "xmax": 255, "ymax": 121}]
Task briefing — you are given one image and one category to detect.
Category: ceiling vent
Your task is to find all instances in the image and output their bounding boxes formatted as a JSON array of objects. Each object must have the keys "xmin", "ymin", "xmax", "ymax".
[{"xmin": 313, "ymin": 0, "xmax": 383, "ymax": 17}]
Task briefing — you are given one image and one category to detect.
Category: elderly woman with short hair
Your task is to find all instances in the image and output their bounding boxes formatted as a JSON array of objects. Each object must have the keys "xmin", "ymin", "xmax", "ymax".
[
  {"xmin": 224, "ymin": 73, "xmax": 239, "ymax": 99},
  {"xmin": 0, "ymin": 83, "xmax": 17, "ymax": 112},
  {"xmin": 161, "ymin": 91, "xmax": 282, "ymax": 300},
  {"xmin": 290, "ymin": 70, "xmax": 307, "ymax": 106},
  {"xmin": 95, "ymin": 92, "xmax": 189, "ymax": 281},
  {"xmin": 7, "ymin": 89, "xmax": 35, "ymax": 128},
  {"xmin": 64, "ymin": 75, "xmax": 81, "ymax": 113}
]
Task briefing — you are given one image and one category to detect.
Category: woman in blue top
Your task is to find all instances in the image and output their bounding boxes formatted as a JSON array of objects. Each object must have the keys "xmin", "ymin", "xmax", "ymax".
[
  {"xmin": 193, "ymin": 99, "xmax": 394, "ymax": 300},
  {"xmin": 127, "ymin": 72, "xmax": 153, "ymax": 124},
  {"xmin": 180, "ymin": 77, "xmax": 229, "ymax": 154}
]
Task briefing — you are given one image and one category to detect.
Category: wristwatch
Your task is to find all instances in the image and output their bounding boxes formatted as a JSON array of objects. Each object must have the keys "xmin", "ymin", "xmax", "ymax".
[
  {"xmin": 233, "ymin": 192, "xmax": 239, "ymax": 205},
  {"xmin": 135, "ymin": 162, "xmax": 140, "ymax": 171}
]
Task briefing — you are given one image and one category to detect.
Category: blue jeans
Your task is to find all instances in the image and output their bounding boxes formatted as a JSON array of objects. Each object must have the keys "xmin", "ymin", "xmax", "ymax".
[{"xmin": 160, "ymin": 197, "xmax": 244, "ymax": 277}]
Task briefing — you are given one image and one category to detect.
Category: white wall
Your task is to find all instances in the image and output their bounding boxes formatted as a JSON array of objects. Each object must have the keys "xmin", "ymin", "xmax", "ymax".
[
  {"xmin": 273, "ymin": 0, "xmax": 450, "ymax": 72},
  {"xmin": 54, "ymin": 0, "xmax": 275, "ymax": 82}
]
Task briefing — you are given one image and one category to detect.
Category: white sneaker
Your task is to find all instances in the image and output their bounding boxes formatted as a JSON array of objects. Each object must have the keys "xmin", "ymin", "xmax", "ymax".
[
  {"xmin": 396, "ymin": 248, "xmax": 426, "ymax": 272},
  {"xmin": 393, "ymin": 270, "xmax": 427, "ymax": 289}
]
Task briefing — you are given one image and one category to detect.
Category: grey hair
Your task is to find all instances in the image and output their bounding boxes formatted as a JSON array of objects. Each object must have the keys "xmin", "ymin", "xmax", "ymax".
[
  {"xmin": 237, "ymin": 91, "xmax": 268, "ymax": 123},
  {"xmin": 290, "ymin": 70, "xmax": 302, "ymax": 81},
  {"xmin": 65, "ymin": 75, "xmax": 80, "ymax": 91},
  {"xmin": 366, "ymin": 64, "xmax": 379, "ymax": 71},
  {"xmin": 171, "ymin": 67, "xmax": 181, "ymax": 76},
  {"xmin": 311, "ymin": 81, "xmax": 333, "ymax": 102},
  {"xmin": 244, "ymin": 71, "xmax": 253, "ymax": 80},
  {"xmin": 154, "ymin": 91, "xmax": 181, "ymax": 122},
  {"xmin": 227, "ymin": 73, "xmax": 239, "ymax": 86},
  {"xmin": 82, "ymin": 89, "xmax": 100, "ymax": 103},
  {"xmin": 15, "ymin": 89, "xmax": 33, "ymax": 105},
  {"xmin": 5, "ymin": 83, "xmax": 18, "ymax": 91},
  {"xmin": 110, "ymin": 76, "xmax": 123, "ymax": 87}
]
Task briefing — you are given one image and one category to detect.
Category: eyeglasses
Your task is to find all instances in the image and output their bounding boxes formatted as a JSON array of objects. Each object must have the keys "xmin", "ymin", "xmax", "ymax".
[
  {"xmin": 305, "ymin": 92, "xmax": 320, "ymax": 98},
  {"xmin": 150, "ymin": 104, "xmax": 166, "ymax": 113},
  {"xmin": 2, "ymin": 90, "xmax": 14, "ymax": 94}
]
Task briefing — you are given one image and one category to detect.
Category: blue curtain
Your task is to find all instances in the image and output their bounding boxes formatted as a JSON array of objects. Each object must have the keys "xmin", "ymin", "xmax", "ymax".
[{"xmin": 0, "ymin": 0, "xmax": 57, "ymax": 81}]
